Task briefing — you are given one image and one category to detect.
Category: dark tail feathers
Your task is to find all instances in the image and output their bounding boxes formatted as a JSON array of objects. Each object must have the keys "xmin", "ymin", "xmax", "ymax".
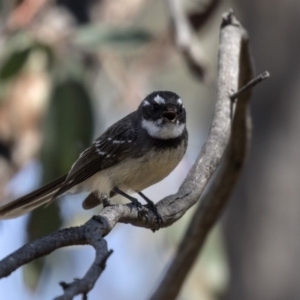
[{"xmin": 0, "ymin": 175, "xmax": 67, "ymax": 219}]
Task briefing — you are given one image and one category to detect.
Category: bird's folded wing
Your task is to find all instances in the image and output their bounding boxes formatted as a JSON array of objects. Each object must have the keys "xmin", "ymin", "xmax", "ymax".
[{"xmin": 54, "ymin": 112, "xmax": 138, "ymax": 197}]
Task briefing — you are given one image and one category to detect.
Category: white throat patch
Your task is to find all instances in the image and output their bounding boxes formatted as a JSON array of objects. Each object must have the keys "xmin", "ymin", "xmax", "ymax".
[{"xmin": 142, "ymin": 118, "xmax": 185, "ymax": 139}]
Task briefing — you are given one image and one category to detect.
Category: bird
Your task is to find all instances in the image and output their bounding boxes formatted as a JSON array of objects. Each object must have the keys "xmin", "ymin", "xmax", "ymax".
[{"xmin": 0, "ymin": 91, "xmax": 188, "ymax": 220}]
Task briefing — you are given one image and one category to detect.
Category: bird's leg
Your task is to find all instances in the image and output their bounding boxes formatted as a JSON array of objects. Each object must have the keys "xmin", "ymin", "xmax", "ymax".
[
  {"xmin": 113, "ymin": 187, "xmax": 162, "ymax": 229},
  {"xmin": 113, "ymin": 187, "xmax": 143, "ymax": 209},
  {"xmin": 138, "ymin": 192, "xmax": 162, "ymax": 227},
  {"xmin": 101, "ymin": 194, "xmax": 113, "ymax": 207}
]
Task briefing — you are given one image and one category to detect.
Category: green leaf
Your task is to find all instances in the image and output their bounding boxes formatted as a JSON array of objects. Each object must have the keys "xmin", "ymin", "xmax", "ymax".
[
  {"xmin": 24, "ymin": 203, "xmax": 62, "ymax": 291},
  {"xmin": 22, "ymin": 258, "xmax": 45, "ymax": 291},
  {"xmin": 33, "ymin": 42, "xmax": 55, "ymax": 68},
  {"xmin": 41, "ymin": 79, "xmax": 94, "ymax": 180},
  {"xmin": 0, "ymin": 48, "xmax": 31, "ymax": 80},
  {"xmin": 73, "ymin": 26, "xmax": 153, "ymax": 50}
]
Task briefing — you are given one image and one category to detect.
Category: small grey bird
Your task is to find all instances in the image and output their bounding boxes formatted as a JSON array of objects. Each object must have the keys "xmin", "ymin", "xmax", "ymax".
[{"xmin": 0, "ymin": 91, "xmax": 188, "ymax": 219}]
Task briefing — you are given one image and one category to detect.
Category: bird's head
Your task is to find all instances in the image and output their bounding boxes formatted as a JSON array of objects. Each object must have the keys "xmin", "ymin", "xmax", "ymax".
[{"xmin": 139, "ymin": 91, "xmax": 186, "ymax": 139}]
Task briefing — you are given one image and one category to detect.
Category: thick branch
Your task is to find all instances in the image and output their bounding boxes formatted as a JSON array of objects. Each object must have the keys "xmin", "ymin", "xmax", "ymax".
[
  {"xmin": 148, "ymin": 11, "xmax": 256, "ymax": 300},
  {"xmin": 0, "ymin": 218, "xmax": 111, "ymax": 299}
]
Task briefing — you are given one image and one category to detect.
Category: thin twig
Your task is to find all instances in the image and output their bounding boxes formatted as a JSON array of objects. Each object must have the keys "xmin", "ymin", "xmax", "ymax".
[
  {"xmin": 167, "ymin": 0, "xmax": 211, "ymax": 81},
  {"xmin": 55, "ymin": 250, "xmax": 113, "ymax": 300},
  {"xmin": 230, "ymin": 71, "xmax": 270, "ymax": 100}
]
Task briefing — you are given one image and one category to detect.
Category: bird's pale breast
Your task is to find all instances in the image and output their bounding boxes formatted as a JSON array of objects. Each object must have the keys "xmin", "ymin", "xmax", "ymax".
[{"xmin": 82, "ymin": 139, "xmax": 186, "ymax": 196}]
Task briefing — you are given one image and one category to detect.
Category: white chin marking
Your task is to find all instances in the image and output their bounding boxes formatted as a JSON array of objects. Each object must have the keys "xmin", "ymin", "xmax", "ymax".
[
  {"xmin": 142, "ymin": 118, "xmax": 185, "ymax": 139},
  {"xmin": 143, "ymin": 100, "xmax": 150, "ymax": 106},
  {"xmin": 154, "ymin": 95, "xmax": 165, "ymax": 104}
]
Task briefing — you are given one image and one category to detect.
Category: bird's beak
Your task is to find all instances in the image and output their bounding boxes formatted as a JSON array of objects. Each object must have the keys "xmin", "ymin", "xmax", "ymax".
[{"xmin": 162, "ymin": 108, "xmax": 177, "ymax": 122}]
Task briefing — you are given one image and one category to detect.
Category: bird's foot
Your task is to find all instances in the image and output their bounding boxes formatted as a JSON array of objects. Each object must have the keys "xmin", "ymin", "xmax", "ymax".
[
  {"xmin": 113, "ymin": 187, "xmax": 144, "ymax": 215},
  {"xmin": 102, "ymin": 195, "xmax": 113, "ymax": 207},
  {"xmin": 137, "ymin": 192, "xmax": 162, "ymax": 231},
  {"xmin": 146, "ymin": 202, "xmax": 162, "ymax": 232},
  {"xmin": 130, "ymin": 197, "xmax": 143, "ymax": 209}
]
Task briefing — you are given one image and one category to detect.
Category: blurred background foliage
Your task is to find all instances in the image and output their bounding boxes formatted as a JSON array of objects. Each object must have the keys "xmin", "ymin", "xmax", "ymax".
[{"xmin": 0, "ymin": 0, "xmax": 298, "ymax": 300}]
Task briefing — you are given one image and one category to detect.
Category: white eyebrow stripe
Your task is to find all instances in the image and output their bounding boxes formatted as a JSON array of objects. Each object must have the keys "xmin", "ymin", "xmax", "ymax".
[
  {"xmin": 154, "ymin": 95, "xmax": 165, "ymax": 104},
  {"xmin": 177, "ymin": 98, "xmax": 183, "ymax": 105},
  {"xmin": 143, "ymin": 100, "xmax": 150, "ymax": 106}
]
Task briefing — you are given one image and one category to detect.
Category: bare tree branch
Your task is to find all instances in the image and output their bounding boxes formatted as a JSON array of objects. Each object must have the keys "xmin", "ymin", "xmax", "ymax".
[
  {"xmin": 0, "ymin": 9, "xmax": 269, "ymax": 300},
  {"xmin": 167, "ymin": 0, "xmax": 211, "ymax": 81},
  {"xmin": 0, "ymin": 218, "xmax": 112, "ymax": 299},
  {"xmin": 56, "ymin": 249, "xmax": 113, "ymax": 300},
  {"xmin": 148, "ymin": 10, "xmax": 266, "ymax": 300},
  {"xmin": 187, "ymin": 0, "xmax": 221, "ymax": 30}
]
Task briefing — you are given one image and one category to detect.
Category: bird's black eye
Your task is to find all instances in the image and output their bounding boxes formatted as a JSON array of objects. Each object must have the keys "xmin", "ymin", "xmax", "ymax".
[
  {"xmin": 153, "ymin": 103, "xmax": 160, "ymax": 110},
  {"xmin": 178, "ymin": 105, "xmax": 183, "ymax": 114}
]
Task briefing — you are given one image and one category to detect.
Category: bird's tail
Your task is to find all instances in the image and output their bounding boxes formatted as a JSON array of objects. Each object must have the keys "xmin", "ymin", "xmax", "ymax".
[{"xmin": 0, "ymin": 174, "xmax": 67, "ymax": 219}]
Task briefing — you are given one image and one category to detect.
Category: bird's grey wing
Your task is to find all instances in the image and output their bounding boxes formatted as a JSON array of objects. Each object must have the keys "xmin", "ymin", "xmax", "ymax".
[{"xmin": 53, "ymin": 112, "xmax": 138, "ymax": 197}]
